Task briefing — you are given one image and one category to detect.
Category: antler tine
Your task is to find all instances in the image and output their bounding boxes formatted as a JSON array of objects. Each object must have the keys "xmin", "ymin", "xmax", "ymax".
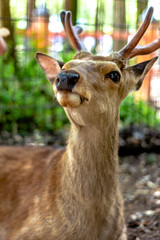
[
  {"xmin": 60, "ymin": 11, "xmax": 86, "ymax": 52},
  {"xmin": 60, "ymin": 11, "xmax": 83, "ymax": 36},
  {"xmin": 60, "ymin": 11, "xmax": 67, "ymax": 32},
  {"xmin": 128, "ymin": 38, "xmax": 160, "ymax": 59},
  {"xmin": 119, "ymin": 7, "xmax": 154, "ymax": 59}
]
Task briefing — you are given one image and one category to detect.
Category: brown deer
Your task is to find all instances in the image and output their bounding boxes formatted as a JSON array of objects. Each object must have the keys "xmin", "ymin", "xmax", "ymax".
[
  {"xmin": 0, "ymin": 28, "xmax": 10, "ymax": 55},
  {"xmin": 0, "ymin": 7, "xmax": 160, "ymax": 240}
]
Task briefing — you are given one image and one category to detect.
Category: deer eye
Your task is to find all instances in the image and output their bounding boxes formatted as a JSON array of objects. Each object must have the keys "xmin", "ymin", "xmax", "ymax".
[{"xmin": 105, "ymin": 71, "xmax": 121, "ymax": 83}]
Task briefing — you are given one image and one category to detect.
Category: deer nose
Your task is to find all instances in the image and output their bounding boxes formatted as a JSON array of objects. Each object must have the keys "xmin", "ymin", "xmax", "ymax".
[{"xmin": 56, "ymin": 72, "xmax": 80, "ymax": 91}]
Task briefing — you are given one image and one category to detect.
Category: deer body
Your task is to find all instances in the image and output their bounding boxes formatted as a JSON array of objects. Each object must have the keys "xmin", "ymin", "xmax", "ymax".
[
  {"xmin": 0, "ymin": 119, "xmax": 124, "ymax": 240},
  {"xmin": 0, "ymin": 121, "xmax": 124, "ymax": 240},
  {"xmin": 0, "ymin": 7, "xmax": 160, "ymax": 240}
]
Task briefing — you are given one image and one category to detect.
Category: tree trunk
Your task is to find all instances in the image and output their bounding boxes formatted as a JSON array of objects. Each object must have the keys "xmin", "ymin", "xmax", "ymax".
[
  {"xmin": 64, "ymin": 0, "xmax": 78, "ymax": 25},
  {"xmin": 95, "ymin": 0, "xmax": 105, "ymax": 52},
  {"xmin": 113, "ymin": 0, "xmax": 126, "ymax": 51},
  {"xmin": 27, "ymin": 0, "xmax": 36, "ymax": 28}
]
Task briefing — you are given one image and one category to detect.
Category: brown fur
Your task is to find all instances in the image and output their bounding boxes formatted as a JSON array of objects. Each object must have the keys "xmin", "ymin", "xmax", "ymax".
[{"xmin": 0, "ymin": 51, "xmax": 157, "ymax": 240}]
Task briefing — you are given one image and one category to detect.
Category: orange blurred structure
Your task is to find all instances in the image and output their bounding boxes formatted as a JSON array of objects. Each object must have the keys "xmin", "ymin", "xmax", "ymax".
[
  {"xmin": 135, "ymin": 20, "xmax": 159, "ymax": 102},
  {"xmin": 26, "ymin": 5, "xmax": 49, "ymax": 49}
]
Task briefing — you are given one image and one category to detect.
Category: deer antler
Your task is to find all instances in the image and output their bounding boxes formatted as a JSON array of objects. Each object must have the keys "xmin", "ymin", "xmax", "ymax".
[
  {"xmin": 119, "ymin": 7, "xmax": 160, "ymax": 60},
  {"xmin": 60, "ymin": 10, "xmax": 86, "ymax": 51},
  {"xmin": 128, "ymin": 38, "xmax": 160, "ymax": 59}
]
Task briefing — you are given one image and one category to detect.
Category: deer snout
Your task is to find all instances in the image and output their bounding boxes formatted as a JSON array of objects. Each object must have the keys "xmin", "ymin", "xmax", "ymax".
[{"xmin": 56, "ymin": 72, "xmax": 80, "ymax": 91}]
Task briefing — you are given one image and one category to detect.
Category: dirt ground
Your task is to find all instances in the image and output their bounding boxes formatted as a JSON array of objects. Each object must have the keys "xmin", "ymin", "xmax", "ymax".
[{"xmin": 120, "ymin": 154, "xmax": 160, "ymax": 240}]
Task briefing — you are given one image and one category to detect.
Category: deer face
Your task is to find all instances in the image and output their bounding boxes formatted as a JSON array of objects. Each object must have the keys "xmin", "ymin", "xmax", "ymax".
[
  {"xmin": 36, "ymin": 8, "xmax": 159, "ymax": 126},
  {"xmin": 36, "ymin": 51, "xmax": 157, "ymax": 126}
]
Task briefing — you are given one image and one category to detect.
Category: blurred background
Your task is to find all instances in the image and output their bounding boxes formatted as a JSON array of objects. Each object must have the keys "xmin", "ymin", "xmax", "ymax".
[{"xmin": 0, "ymin": 0, "xmax": 160, "ymax": 152}]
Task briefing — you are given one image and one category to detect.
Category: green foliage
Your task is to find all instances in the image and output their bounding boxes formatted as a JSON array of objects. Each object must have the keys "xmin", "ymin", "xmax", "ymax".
[
  {"xmin": 59, "ymin": 47, "xmax": 75, "ymax": 63},
  {"xmin": 0, "ymin": 57, "xmax": 68, "ymax": 133},
  {"xmin": 120, "ymin": 95, "xmax": 160, "ymax": 128},
  {"xmin": 1, "ymin": 53, "xmax": 160, "ymax": 135}
]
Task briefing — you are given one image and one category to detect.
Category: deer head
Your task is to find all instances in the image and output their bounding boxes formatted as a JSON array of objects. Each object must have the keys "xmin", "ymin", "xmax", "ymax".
[{"xmin": 36, "ymin": 7, "xmax": 159, "ymax": 127}]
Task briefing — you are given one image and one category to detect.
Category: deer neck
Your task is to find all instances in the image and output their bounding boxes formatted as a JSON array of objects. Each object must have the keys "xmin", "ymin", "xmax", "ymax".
[{"xmin": 63, "ymin": 111, "xmax": 120, "ymax": 201}]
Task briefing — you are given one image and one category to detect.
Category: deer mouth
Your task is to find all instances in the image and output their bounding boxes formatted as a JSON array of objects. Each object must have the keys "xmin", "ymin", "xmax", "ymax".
[{"xmin": 56, "ymin": 90, "xmax": 88, "ymax": 108}]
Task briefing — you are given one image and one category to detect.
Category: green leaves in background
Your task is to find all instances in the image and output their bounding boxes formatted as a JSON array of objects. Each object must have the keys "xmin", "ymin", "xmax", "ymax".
[
  {"xmin": 0, "ymin": 57, "xmax": 68, "ymax": 133},
  {"xmin": 0, "ymin": 54, "xmax": 160, "ymax": 135},
  {"xmin": 120, "ymin": 95, "xmax": 160, "ymax": 128}
]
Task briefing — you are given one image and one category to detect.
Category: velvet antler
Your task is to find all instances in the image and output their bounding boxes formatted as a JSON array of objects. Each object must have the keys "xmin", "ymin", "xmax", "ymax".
[
  {"xmin": 60, "ymin": 11, "xmax": 86, "ymax": 51},
  {"xmin": 118, "ymin": 7, "xmax": 160, "ymax": 60}
]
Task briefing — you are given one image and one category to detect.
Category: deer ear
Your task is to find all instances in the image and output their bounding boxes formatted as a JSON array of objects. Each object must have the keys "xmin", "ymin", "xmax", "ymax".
[
  {"xmin": 36, "ymin": 53, "xmax": 64, "ymax": 84},
  {"xmin": 128, "ymin": 56, "xmax": 158, "ymax": 91}
]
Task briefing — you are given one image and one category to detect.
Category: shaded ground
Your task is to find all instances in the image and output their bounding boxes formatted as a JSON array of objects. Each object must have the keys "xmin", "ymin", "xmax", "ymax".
[{"xmin": 120, "ymin": 154, "xmax": 160, "ymax": 240}]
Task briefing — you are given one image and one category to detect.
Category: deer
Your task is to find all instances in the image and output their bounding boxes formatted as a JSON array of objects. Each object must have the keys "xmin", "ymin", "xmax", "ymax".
[
  {"xmin": 0, "ymin": 7, "xmax": 160, "ymax": 240},
  {"xmin": 0, "ymin": 28, "xmax": 10, "ymax": 55}
]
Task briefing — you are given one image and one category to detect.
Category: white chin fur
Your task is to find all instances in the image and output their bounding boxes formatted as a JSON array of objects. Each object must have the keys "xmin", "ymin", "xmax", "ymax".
[{"xmin": 56, "ymin": 91, "xmax": 81, "ymax": 108}]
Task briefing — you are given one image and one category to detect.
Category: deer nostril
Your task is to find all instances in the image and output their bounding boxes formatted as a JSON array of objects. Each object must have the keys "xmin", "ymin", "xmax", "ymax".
[
  {"xmin": 69, "ymin": 76, "xmax": 79, "ymax": 87},
  {"xmin": 56, "ymin": 77, "xmax": 60, "ymax": 84},
  {"xmin": 67, "ymin": 73, "xmax": 79, "ymax": 88},
  {"xmin": 56, "ymin": 72, "xmax": 79, "ymax": 91},
  {"xmin": 56, "ymin": 76, "xmax": 61, "ymax": 89},
  {"xmin": 56, "ymin": 73, "xmax": 66, "ymax": 89}
]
